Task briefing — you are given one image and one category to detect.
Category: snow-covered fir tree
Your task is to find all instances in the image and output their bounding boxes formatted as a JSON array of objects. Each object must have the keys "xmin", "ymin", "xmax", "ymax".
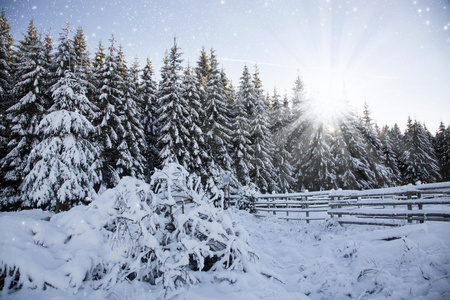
[
  {"xmin": 156, "ymin": 40, "xmax": 191, "ymax": 168},
  {"xmin": 0, "ymin": 21, "xmax": 51, "ymax": 209},
  {"xmin": 379, "ymin": 125, "xmax": 401, "ymax": 184},
  {"xmin": 181, "ymin": 65, "xmax": 211, "ymax": 182},
  {"xmin": 272, "ymin": 141, "xmax": 294, "ymax": 193},
  {"xmin": 285, "ymin": 75, "xmax": 310, "ymax": 190},
  {"xmin": 118, "ymin": 52, "xmax": 146, "ymax": 180},
  {"xmin": 0, "ymin": 9, "xmax": 14, "ymax": 187},
  {"xmin": 389, "ymin": 123, "xmax": 404, "ymax": 158},
  {"xmin": 140, "ymin": 57, "xmax": 159, "ymax": 180},
  {"xmin": 72, "ymin": 26, "xmax": 92, "ymax": 100},
  {"xmin": 194, "ymin": 48, "xmax": 210, "ymax": 95},
  {"xmin": 335, "ymin": 112, "xmax": 377, "ymax": 189},
  {"xmin": 300, "ymin": 123, "xmax": 337, "ymax": 191},
  {"xmin": 249, "ymin": 65, "xmax": 275, "ymax": 192},
  {"xmin": 194, "ymin": 47, "xmax": 210, "ymax": 87},
  {"xmin": 204, "ymin": 49, "xmax": 233, "ymax": 185},
  {"xmin": 92, "ymin": 41, "xmax": 105, "ymax": 75},
  {"xmin": 130, "ymin": 57, "xmax": 144, "ymax": 116},
  {"xmin": 434, "ymin": 122, "xmax": 450, "ymax": 181},
  {"xmin": 90, "ymin": 41, "xmax": 105, "ymax": 106},
  {"xmin": 269, "ymin": 88, "xmax": 282, "ymax": 132},
  {"xmin": 94, "ymin": 37, "xmax": 126, "ymax": 188},
  {"xmin": 42, "ymin": 29, "xmax": 58, "ymax": 98},
  {"xmin": 239, "ymin": 65, "xmax": 257, "ymax": 119},
  {"xmin": 233, "ymin": 67, "xmax": 254, "ymax": 187},
  {"xmin": 194, "ymin": 47, "xmax": 210, "ymax": 131},
  {"xmin": 270, "ymin": 89, "xmax": 294, "ymax": 192},
  {"xmin": 401, "ymin": 118, "xmax": 440, "ymax": 184},
  {"xmin": 221, "ymin": 68, "xmax": 235, "ymax": 105},
  {"xmin": 291, "ymin": 74, "xmax": 306, "ymax": 108},
  {"xmin": 359, "ymin": 103, "xmax": 395, "ymax": 187},
  {"xmin": 0, "ymin": 8, "xmax": 14, "ymax": 113},
  {"xmin": 73, "ymin": 27, "xmax": 90, "ymax": 74},
  {"xmin": 21, "ymin": 25, "xmax": 101, "ymax": 212}
]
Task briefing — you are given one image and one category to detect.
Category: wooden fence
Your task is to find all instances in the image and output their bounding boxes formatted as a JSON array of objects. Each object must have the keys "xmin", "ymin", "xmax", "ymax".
[{"xmin": 250, "ymin": 182, "xmax": 450, "ymax": 226}]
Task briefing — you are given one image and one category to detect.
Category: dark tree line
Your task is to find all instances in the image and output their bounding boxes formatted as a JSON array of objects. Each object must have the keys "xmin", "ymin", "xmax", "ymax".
[{"xmin": 0, "ymin": 13, "xmax": 448, "ymax": 212}]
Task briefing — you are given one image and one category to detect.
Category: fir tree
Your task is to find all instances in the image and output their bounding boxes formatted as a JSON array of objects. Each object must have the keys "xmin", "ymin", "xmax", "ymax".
[
  {"xmin": 272, "ymin": 140, "xmax": 295, "ymax": 192},
  {"xmin": 335, "ymin": 113, "xmax": 377, "ymax": 189},
  {"xmin": 0, "ymin": 9, "xmax": 14, "ymax": 185},
  {"xmin": 250, "ymin": 65, "xmax": 275, "ymax": 192},
  {"xmin": 379, "ymin": 125, "xmax": 401, "ymax": 184},
  {"xmin": 0, "ymin": 8, "xmax": 14, "ymax": 112},
  {"xmin": 194, "ymin": 47, "xmax": 210, "ymax": 130},
  {"xmin": 269, "ymin": 88, "xmax": 283, "ymax": 134},
  {"xmin": 233, "ymin": 67, "xmax": 254, "ymax": 186},
  {"xmin": 42, "ymin": 29, "xmax": 58, "ymax": 104},
  {"xmin": 156, "ymin": 40, "xmax": 191, "ymax": 168},
  {"xmin": 300, "ymin": 123, "xmax": 337, "ymax": 191},
  {"xmin": 221, "ymin": 68, "xmax": 235, "ymax": 105},
  {"xmin": 434, "ymin": 122, "xmax": 450, "ymax": 181},
  {"xmin": 90, "ymin": 41, "xmax": 105, "ymax": 106},
  {"xmin": 181, "ymin": 65, "xmax": 211, "ymax": 182},
  {"xmin": 240, "ymin": 65, "xmax": 257, "ymax": 118},
  {"xmin": 291, "ymin": 74, "xmax": 306, "ymax": 107},
  {"xmin": 140, "ymin": 57, "xmax": 159, "ymax": 180},
  {"xmin": 286, "ymin": 75, "xmax": 309, "ymax": 189},
  {"xmin": 204, "ymin": 49, "xmax": 233, "ymax": 183},
  {"xmin": 389, "ymin": 122, "xmax": 404, "ymax": 161},
  {"xmin": 359, "ymin": 103, "xmax": 395, "ymax": 187},
  {"xmin": 0, "ymin": 21, "xmax": 50, "ymax": 209},
  {"xmin": 92, "ymin": 41, "xmax": 105, "ymax": 73},
  {"xmin": 195, "ymin": 46, "xmax": 211, "ymax": 87},
  {"xmin": 53, "ymin": 24, "xmax": 76, "ymax": 74},
  {"xmin": 401, "ymin": 118, "xmax": 440, "ymax": 184},
  {"xmin": 270, "ymin": 89, "xmax": 294, "ymax": 192},
  {"xmin": 73, "ymin": 27, "xmax": 90, "ymax": 74},
  {"xmin": 118, "ymin": 53, "xmax": 146, "ymax": 179},
  {"xmin": 21, "ymin": 25, "xmax": 100, "ymax": 212},
  {"xmin": 95, "ymin": 37, "xmax": 125, "ymax": 188}
]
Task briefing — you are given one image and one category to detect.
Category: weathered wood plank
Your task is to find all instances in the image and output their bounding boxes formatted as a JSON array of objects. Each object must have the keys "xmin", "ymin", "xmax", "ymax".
[
  {"xmin": 328, "ymin": 198, "xmax": 450, "ymax": 207},
  {"xmin": 257, "ymin": 207, "xmax": 329, "ymax": 213},
  {"xmin": 328, "ymin": 208, "xmax": 450, "ymax": 218}
]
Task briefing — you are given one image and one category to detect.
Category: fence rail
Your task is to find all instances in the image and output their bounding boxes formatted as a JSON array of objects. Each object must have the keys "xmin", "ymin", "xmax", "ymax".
[{"xmin": 251, "ymin": 182, "xmax": 450, "ymax": 226}]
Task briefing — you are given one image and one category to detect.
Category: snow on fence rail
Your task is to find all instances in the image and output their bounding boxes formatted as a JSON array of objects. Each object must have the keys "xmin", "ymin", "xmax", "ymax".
[{"xmin": 250, "ymin": 182, "xmax": 450, "ymax": 226}]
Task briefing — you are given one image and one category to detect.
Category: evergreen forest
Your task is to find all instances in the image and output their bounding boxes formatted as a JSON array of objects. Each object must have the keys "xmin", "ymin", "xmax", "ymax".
[{"xmin": 1, "ymin": 13, "xmax": 449, "ymax": 212}]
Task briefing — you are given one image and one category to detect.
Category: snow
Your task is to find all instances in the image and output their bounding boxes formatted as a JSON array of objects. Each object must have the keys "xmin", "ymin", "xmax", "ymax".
[{"xmin": 2, "ymin": 205, "xmax": 450, "ymax": 299}]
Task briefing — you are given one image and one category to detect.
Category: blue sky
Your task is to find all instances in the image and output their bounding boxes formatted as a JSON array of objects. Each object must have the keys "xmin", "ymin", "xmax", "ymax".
[{"xmin": 3, "ymin": 0, "xmax": 450, "ymax": 131}]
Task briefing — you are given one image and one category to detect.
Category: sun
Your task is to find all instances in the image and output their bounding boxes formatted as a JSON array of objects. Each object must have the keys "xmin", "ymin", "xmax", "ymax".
[{"xmin": 306, "ymin": 70, "xmax": 349, "ymax": 124}]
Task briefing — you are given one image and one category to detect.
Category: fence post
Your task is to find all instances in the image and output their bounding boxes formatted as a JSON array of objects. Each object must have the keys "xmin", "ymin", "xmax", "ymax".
[
  {"xmin": 418, "ymin": 203, "xmax": 424, "ymax": 223},
  {"xmin": 407, "ymin": 204, "xmax": 412, "ymax": 223}
]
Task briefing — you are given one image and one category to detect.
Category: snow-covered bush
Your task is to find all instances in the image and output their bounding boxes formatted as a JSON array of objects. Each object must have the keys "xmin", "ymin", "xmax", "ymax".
[
  {"xmin": 0, "ymin": 163, "xmax": 255, "ymax": 295},
  {"xmin": 235, "ymin": 184, "xmax": 258, "ymax": 212}
]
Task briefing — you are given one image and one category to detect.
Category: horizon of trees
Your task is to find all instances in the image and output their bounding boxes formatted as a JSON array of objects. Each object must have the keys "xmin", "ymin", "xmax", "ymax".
[{"xmin": 1, "ymin": 12, "xmax": 449, "ymax": 212}]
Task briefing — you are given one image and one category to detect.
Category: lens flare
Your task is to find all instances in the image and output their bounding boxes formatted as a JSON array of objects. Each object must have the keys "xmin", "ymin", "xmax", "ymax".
[{"xmin": 307, "ymin": 71, "xmax": 349, "ymax": 125}]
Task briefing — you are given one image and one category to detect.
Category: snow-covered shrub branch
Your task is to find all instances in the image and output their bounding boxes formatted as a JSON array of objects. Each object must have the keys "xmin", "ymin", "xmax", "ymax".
[
  {"xmin": 235, "ymin": 184, "xmax": 258, "ymax": 212},
  {"xmin": 0, "ymin": 163, "xmax": 256, "ymax": 296}
]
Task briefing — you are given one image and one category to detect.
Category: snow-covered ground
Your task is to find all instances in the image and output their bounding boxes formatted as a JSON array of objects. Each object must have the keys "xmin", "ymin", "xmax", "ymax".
[{"xmin": 2, "ymin": 208, "xmax": 449, "ymax": 299}]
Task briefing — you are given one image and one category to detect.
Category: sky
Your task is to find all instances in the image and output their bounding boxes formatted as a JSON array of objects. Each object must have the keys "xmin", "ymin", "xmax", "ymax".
[{"xmin": 2, "ymin": 0, "xmax": 450, "ymax": 131}]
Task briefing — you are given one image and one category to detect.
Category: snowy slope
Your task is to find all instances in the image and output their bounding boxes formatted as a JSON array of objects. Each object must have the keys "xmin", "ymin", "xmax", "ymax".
[{"xmin": 2, "ymin": 209, "xmax": 449, "ymax": 299}]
